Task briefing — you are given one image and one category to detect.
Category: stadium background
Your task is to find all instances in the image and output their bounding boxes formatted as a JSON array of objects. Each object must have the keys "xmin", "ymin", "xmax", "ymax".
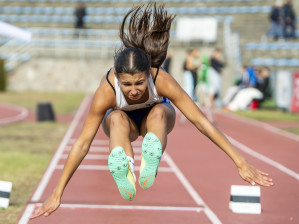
[
  {"xmin": 1, "ymin": 1, "xmax": 299, "ymax": 224},
  {"xmin": 0, "ymin": 0, "xmax": 298, "ymax": 102}
]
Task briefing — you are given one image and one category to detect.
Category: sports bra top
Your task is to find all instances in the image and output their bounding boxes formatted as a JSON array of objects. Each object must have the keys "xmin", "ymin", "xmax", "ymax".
[{"xmin": 106, "ymin": 68, "xmax": 163, "ymax": 111}]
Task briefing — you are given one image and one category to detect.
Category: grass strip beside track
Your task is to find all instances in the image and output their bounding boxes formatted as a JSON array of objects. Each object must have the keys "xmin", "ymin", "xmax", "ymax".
[
  {"xmin": 235, "ymin": 99, "xmax": 299, "ymax": 135},
  {"xmin": 0, "ymin": 91, "xmax": 85, "ymax": 224},
  {"xmin": 235, "ymin": 110, "xmax": 299, "ymax": 122},
  {"xmin": 0, "ymin": 91, "xmax": 85, "ymax": 115}
]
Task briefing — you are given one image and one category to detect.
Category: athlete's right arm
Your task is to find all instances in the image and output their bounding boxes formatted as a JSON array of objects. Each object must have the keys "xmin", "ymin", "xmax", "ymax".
[{"xmin": 30, "ymin": 72, "xmax": 116, "ymax": 219}]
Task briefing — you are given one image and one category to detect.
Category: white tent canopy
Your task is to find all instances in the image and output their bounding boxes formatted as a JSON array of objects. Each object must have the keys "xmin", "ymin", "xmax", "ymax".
[{"xmin": 0, "ymin": 21, "xmax": 32, "ymax": 42}]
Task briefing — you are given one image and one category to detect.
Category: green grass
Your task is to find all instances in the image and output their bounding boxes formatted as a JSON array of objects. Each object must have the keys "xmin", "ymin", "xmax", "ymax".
[
  {"xmin": 0, "ymin": 91, "xmax": 85, "ymax": 114},
  {"xmin": 0, "ymin": 91, "xmax": 85, "ymax": 224},
  {"xmin": 235, "ymin": 109, "xmax": 299, "ymax": 122},
  {"xmin": 284, "ymin": 127, "xmax": 299, "ymax": 135},
  {"xmin": 234, "ymin": 99, "xmax": 299, "ymax": 135},
  {"xmin": 0, "ymin": 122, "xmax": 69, "ymax": 224},
  {"xmin": 235, "ymin": 98, "xmax": 299, "ymax": 122}
]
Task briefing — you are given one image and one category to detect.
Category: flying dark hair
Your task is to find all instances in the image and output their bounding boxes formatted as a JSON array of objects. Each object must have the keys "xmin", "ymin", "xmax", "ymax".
[{"xmin": 114, "ymin": 2, "xmax": 175, "ymax": 76}]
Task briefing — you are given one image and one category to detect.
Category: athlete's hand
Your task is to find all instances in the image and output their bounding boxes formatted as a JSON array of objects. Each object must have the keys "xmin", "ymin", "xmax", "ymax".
[
  {"xmin": 238, "ymin": 162, "xmax": 274, "ymax": 187},
  {"xmin": 29, "ymin": 195, "xmax": 61, "ymax": 219}
]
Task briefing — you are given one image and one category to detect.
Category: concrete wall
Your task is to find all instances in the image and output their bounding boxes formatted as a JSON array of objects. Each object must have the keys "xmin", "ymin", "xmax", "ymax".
[
  {"xmin": 7, "ymin": 46, "xmax": 232, "ymax": 97},
  {"xmin": 8, "ymin": 58, "xmax": 112, "ymax": 93}
]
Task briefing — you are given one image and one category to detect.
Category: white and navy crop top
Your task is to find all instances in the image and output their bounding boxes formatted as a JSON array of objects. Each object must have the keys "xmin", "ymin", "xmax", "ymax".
[{"xmin": 106, "ymin": 68, "xmax": 165, "ymax": 111}]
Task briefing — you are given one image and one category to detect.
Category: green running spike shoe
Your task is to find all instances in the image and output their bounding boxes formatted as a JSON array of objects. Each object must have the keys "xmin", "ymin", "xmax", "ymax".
[
  {"xmin": 108, "ymin": 146, "xmax": 136, "ymax": 200},
  {"xmin": 139, "ymin": 132, "xmax": 162, "ymax": 189}
]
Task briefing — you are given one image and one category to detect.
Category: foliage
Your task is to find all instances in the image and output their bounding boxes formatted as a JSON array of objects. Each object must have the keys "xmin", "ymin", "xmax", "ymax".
[{"xmin": 0, "ymin": 59, "xmax": 6, "ymax": 91}]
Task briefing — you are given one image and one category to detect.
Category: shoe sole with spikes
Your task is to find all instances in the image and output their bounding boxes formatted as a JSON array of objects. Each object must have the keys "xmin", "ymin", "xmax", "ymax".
[
  {"xmin": 108, "ymin": 146, "xmax": 136, "ymax": 200},
  {"xmin": 139, "ymin": 133, "xmax": 162, "ymax": 189}
]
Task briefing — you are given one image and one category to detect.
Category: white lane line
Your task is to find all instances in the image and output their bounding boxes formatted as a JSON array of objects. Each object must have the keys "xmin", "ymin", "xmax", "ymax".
[
  {"xmin": 163, "ymin": 152, "xmax": 222, "ymax": 224},
  {"xmin": 65, "ymin": 146, "xmax": 109, "ymax": 152},
  {"xmin": 55, "ymin": 165, "xmax": 173, "ymax": 172},
  {"xmin": 60, "ymin": 154, "xmax": 165, "ymax": 162},
  {"xmin": 227, "ymin": 135, "xmax": 299, "ymax": 181},
  {"xmin": 19, "ymin": 203, "xmax": 203, "ymax": 224},
  {"xmin": 69, "ymin": 139, "xmax": 110, "ymax": 145},
  {"xmin": 31, "ymin": 96, "xmax": 91, "ymax": 202},
  {"xmin": 64, "ymin": 146, "xmax": 142, "ymax": 153},
  {"xmin": 0, "ymin": 103, "xmax": 29, "ymax": 125},
  {"xmin": 68, "ymin": 139, "xmax": 143, "ymax": 146},
  {"xmin": 217, "ymin": 111, "xmax": 299, "ymax": 143},
  {"xmin": 60, "ymin": 154, "xmax": 110, "ymax": 160},
  {"xmin": 18, "ymin": 204, "xmax": 35, "ymax": 224},
  {"xmin": 29, "ymin": 203, "xmax": 203, "ymax": 212}
]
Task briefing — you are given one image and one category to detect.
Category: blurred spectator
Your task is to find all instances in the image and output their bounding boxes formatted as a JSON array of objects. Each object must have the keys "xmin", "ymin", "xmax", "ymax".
[
  {"xmin": 196, "ymin": 54, "xmax": 214, "ymax": 122},
  {"xmin": 210, "ymin": 48, "xmax": 225, "ymax": 75},
  {"xmin": 196, "ymin": 54, "xmax": 210, "ymax": 105},
  {"xmin": 197, "ymin": 55, "xmax": 209, "ymax": 87},
  {"xmin": 225, "ymin": 67, "xmax": 270, "ymax": 111},
  {"xmin": 208, "ymin": 48, "xmax": 225, "ymax": 108},
  {"xmin": 222, "ymin": 65, "xmax": 257, "ymax": 106},
  {"xmin": 74, "ymin": 2, "xmax": 87, "ymax": 29},
  {"xmin": 183, "ymin": 48, "xmax": 200, "ymax": 100},
  {"xmin": 282, "ymin": 0, "xmax": 296, "ymax": 39},
  {"xmin": 267, "ymin": 1, "xmax": 284, "ymax": 41}
]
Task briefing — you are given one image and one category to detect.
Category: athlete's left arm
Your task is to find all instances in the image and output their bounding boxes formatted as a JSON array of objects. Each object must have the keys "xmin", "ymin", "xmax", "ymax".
[{"xmin": 154, "ymin": 68, "xmax": 273, "ymax": 187}]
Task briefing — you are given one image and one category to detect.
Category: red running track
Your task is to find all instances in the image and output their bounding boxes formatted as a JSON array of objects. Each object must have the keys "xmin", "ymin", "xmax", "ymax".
[
  {"xmin": 18, "ymin": 96, "xmax": 299, "ymax": 224},
  {"xmin": 0, "ymin": 103, "xmax": 29, "ymax": 126}
]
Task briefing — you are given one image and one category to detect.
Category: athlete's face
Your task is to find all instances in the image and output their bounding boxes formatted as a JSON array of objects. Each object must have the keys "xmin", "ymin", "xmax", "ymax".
[{"xmin": 118, "ymin": 71, "xmax": 149, "ymax": 101}]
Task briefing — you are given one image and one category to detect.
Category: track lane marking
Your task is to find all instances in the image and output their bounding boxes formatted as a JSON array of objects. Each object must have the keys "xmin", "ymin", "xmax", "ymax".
[
  {"xmin": 18, "ymin": 96, "xmax": 91, "ymax": 224},
  {"xmin": 60, "ymin": 154, "xmax": 166, "ymax": 162},
  {"xmin": 0, "ymin": 103, "xmax": 29, "ymax": 125},
  {"xmin": 164, "ymin": 153, "xmax": 222, "ymax": 224},
  {"xmin": 20, "ymin": 102, "xmax": 217, "ymax": 224},
  {"xmin": 217, "ymin": 110, "xmax": 299, "ymax": 143},
  {"xmin": 31, "ymin": 96, "xmax": 91, "ymax": 202},
  {"xmin": 176, "ymin": 108, "xmax": 299, "ymax": 180},
  {"xmin": 227, "ymin": 136, "xmax": 299, "ymax": 181},
  {"xmin": 18, "ymin": 204, "xmax": 35, "ymax": 224},
  {"xmin": 64, "ymin": 146, "xmax": 142, "ymax": 152},
  {"xmin": 55, "ymin": 164, "xmax": 173, "ymax": 172},
  {"xmin": 27, "ymin": 203, "xmax": 204, "ymax": 212},
  {"xmin": 69, "ymin": 139, "xmax": 143, "ymax": 146}
]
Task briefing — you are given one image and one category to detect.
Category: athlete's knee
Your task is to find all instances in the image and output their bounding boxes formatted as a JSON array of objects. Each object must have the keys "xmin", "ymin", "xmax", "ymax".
[
  {"xmin": 148, "ymin": 105, "xmax": 167, "ymax": 121},
  {"xmin": 109, "ymin": 111, "xmax": 129, "ymax": 128}
]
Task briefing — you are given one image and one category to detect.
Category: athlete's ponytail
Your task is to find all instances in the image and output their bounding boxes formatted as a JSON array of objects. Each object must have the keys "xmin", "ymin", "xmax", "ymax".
[{"xmin": 114, "ymin": 2, "xmax": 175, "ymax": 75}]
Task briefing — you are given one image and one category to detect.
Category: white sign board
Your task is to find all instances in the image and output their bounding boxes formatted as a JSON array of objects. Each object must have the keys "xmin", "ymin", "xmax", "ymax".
[
  {"xmin": 276, "ymin": 70, "xmax": 292, "ymax": 110},
  {"xmin": 0, "ymin": 180, "xmax": 12, "ymax": 208},
  {"xmin": 176, "ymin": 17, "xmax": 218, "ymax": 42},
  {"xmin": 229, "ymin": 185, "xmax": 261, "ymax": 214}
]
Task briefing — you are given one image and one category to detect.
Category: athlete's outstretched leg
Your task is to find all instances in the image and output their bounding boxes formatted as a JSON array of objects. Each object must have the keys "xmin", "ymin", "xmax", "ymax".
[
  {"xmin": 139, "ymin": 103, "xmax": 175, "ymax": 189},
  {"xmin": 140, "ymin": 103, "xmax": 175, "ymax": 150},
  {"xmin": 102, "ymin": 110, "xmax": 139, "ymax": 200},
  {"xmin": 103, "ymin": 110, "xmax": 139, "ymax": 157}
]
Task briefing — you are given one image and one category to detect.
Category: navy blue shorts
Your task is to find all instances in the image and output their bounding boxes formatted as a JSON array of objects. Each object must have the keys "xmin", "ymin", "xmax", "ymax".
[{"xmin": 104, "ymin": 97, "xmax": 171, "ymax": 134}]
